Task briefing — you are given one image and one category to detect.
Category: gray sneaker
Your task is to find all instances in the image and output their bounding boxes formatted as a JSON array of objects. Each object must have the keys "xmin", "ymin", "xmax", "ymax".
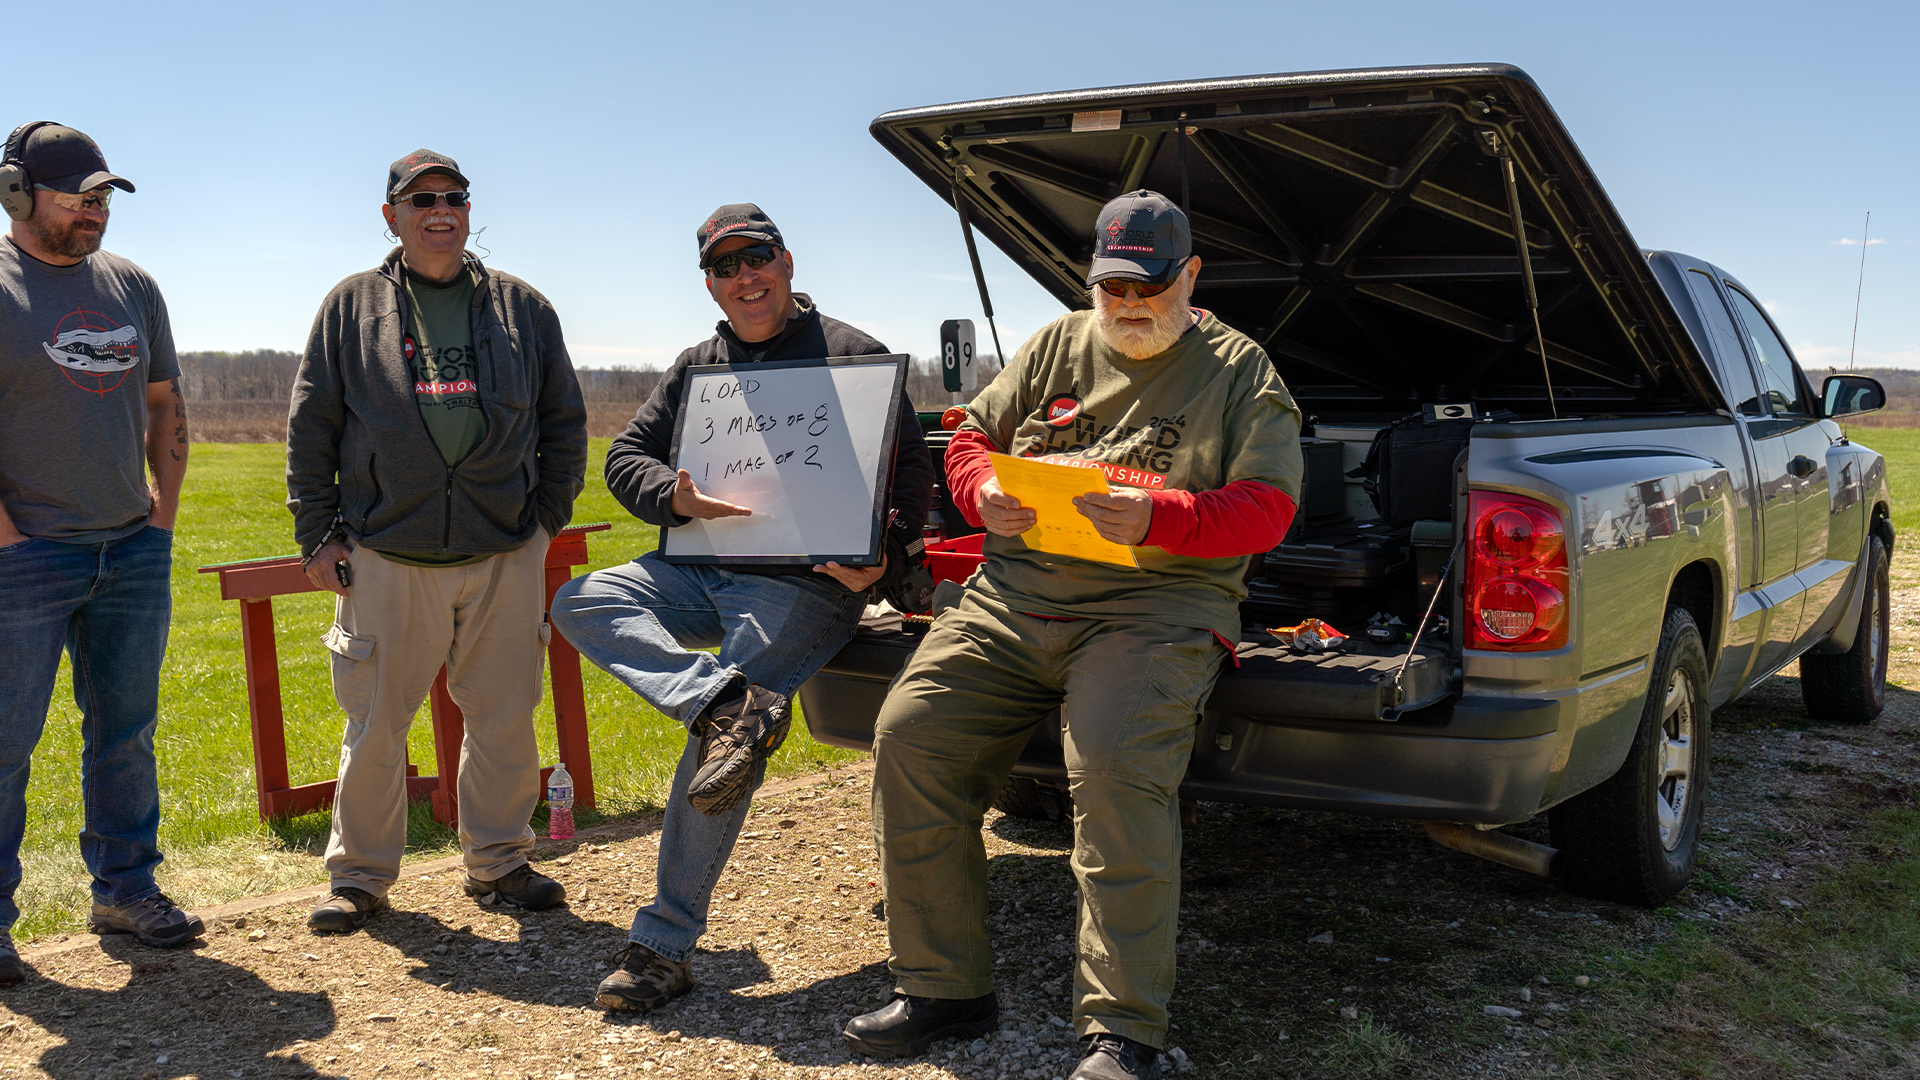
[
  {"xmin": 0, "ymin": 929, "xmax": 24, "ymax": 986},
  {"xmin": 595, "ymin": 943, "xmax": 692, "ymax": 1012},
  {"xmin": 687, "ymin": 684, "xmax": 790, "ymax": 816},
  {"xmin": 88, "ymin": 892, "xmax": 205, "ymax": 948}
]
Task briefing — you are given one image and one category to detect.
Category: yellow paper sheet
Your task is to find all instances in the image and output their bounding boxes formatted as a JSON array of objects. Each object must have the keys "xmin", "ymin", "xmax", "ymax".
[{"xmin": 989, "ymin": 453, "xmax": 1140, "ymax": 569}]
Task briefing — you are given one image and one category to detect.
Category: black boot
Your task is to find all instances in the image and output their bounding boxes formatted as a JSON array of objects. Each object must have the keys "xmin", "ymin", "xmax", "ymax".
[
  {"xmin": 1069, "ymin": 1033, "xmax": 1163, "ymax": 1079},
  {"xmin": 842, "ymin": 990, "xmax": 998, "ymax": 1058}
]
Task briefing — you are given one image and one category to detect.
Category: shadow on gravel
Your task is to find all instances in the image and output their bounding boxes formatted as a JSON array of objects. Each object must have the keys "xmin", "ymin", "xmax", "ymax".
[
  {"xmin": 362, "ymin": 901, "xmax": 630, "ymax": 1006},
  {"xmin": 4, "ymin": 934, "xmax": 340, "ymax": 1078}
]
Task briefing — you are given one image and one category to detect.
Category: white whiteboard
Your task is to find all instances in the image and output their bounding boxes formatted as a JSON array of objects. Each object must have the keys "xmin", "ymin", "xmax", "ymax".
[{"xmin": 661, "ymin": 354, "xmax": 907, "ymax": 566}]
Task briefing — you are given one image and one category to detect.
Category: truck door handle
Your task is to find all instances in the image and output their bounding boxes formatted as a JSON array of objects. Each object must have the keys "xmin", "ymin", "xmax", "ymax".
[{"xmin": 1787, "ymin": 455, "xmax": 1818, "ymax": 479}]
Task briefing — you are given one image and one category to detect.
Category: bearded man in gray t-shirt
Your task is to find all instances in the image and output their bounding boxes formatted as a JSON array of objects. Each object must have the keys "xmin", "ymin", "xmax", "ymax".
[{"xmin": 0, "ymin": 122, "xmax": 205, "ymax": 981}]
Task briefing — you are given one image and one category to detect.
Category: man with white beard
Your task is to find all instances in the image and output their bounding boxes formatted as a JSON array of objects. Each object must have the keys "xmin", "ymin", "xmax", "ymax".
[{"xmin": 845, "ymin": 191, "xmax": 1304, "ymax": 1079}]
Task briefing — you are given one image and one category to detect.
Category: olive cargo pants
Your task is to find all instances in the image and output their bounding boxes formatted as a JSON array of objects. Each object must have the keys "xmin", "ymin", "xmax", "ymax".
[{"xmin": 871, "ymin": 587, "xmax": 1224, "ymax": 1050}]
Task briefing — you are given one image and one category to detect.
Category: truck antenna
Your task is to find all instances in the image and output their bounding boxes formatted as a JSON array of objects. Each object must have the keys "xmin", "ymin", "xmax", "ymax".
[{"xmin": 1848, "ymin": 211, "xmax": 1871, "ymax": 370}]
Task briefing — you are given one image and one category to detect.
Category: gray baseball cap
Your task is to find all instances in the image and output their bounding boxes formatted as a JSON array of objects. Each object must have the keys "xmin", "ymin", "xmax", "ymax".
[
  {"xmin": 387, "ymin": 149, "xmax": 469, "ymax": 200},
  {"xmin": 1087, "ymin": 190, "xmax": 1190, "ymax": 285},
  {"xmin": 697, "ymin": 203, "xmax": 784, "ymax": 267}
]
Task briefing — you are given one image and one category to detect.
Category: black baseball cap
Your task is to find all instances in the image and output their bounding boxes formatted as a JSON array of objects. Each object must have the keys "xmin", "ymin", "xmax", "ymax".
[
  {"xmin": 16, "ymin": 124, "xmax": 133, "ymax": 194},
  {"xmin": 387, "ymin": 149, "xmax": 469, "ymax": 200},
  {"xmin": 697, "ymin": 203, "xmax": 784, "ymax": 267},
  {"xmin": 1086, "ymin": 190, "xmax": 1191, "ymax": 285}
]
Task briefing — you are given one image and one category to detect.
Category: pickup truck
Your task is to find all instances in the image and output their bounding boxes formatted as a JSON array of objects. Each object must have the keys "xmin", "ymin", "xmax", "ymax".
[{"xmin": 797, "ymin": 64, "xmax": 1894, "ymax": 907}]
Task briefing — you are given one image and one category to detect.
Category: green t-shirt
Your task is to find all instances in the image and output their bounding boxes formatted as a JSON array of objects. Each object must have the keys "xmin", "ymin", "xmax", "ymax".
[
  {"xmin": 959, "ymin": 308, "xmax": 1303, "ymax": 641},
  {"xmin": 380, "ymin": 263, "xmax": 490, "ymax": 568},
  {"xmin": 403, "ymin": 264, "xmax": 487, "ymax": 466}
]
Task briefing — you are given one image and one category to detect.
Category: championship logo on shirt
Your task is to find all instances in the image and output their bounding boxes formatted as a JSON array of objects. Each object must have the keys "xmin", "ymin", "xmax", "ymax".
[{"xmin": 42, "ymin": 309, "xmax": 141, "ymax": 395}]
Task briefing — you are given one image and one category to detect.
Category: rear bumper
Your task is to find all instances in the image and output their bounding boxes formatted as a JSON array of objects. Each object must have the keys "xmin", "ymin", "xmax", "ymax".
[{"xmin": 797, "ymin": 629, "xmax": 1559, "ymax": 826}]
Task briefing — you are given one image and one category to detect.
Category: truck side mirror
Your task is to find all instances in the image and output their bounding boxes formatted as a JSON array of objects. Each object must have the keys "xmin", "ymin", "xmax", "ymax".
[{"xmin": 1822, "ymin": 374, "xmax": 1886, "ymax": 418}]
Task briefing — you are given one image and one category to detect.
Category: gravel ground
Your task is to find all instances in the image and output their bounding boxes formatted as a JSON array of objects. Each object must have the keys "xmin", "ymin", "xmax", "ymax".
[{"xmin": 3, "ymin": 553, "xmax": 1917, "ymax": 1079}]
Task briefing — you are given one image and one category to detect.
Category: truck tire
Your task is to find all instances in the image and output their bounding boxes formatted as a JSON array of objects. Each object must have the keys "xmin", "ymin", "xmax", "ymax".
[
  {"xmin": 1799, "ymin": 533, "xmax": 1889, "ymax": 725},
  {"xmin": 992, "ymin": 776, "xmax": 1072, "ymax": 822},
  {"xmin": 1550, "ymin": 606, "xmax": 1710, "ymax": 907}
]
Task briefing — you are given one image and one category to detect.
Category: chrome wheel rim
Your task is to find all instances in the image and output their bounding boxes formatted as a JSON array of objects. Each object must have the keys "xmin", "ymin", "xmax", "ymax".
[
  {"xmin": 1871, "ymin": 562, "xmax": 1888, "ymax": 682},
  {"xmin": 1656, "ymin": 666, "xmax": 1696, "ymax": 852}
]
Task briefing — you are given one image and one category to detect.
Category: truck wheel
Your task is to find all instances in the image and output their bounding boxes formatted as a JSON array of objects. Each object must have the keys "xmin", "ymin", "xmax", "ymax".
[
  {"xmin": 1799, "ymin": 533, "xmax": 1889, "ymax": 725},
  {"xmin": 992, "ymin": 776, "xmax": 1072, "ymax": 821},
  {"xmin": 1550, "ymin": 606, "xmax": 1710, "ymax": 907}
]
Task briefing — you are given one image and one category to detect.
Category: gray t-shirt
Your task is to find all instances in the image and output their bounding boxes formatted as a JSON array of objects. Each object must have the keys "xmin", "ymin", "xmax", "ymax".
[{"xmin": 0, "ymin": 237, "xmax": 179, "ymax": 542}]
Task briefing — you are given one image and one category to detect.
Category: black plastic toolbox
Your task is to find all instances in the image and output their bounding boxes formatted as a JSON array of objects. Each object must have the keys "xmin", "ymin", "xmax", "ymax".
[{"xmin": 1244, "ymin": 522, "xmax": 1413, "ymax": 630}]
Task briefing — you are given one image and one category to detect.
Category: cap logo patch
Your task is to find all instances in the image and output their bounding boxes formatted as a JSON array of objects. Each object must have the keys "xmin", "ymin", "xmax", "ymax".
[
  {"xmin": 1043, "ymin": 393, "xmax": 1081, "ymax": 427},
  {"xmin": 1102, "ymin": 226, "xmax": 1158, "ymax": 254},
  {"xmin": 1106, "ymin": 218, "xmax": 1124, "ymax": 239}
]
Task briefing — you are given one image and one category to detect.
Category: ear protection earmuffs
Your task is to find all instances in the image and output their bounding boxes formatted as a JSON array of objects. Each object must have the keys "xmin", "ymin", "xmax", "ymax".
[{"xmin": 1, "ymin": 122, "xmax": 58, "ymax": 222}]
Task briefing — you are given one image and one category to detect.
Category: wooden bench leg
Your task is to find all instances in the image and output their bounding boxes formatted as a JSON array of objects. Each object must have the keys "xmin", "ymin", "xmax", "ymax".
[
  {"xmin": 239, "ymin": 598, "xmax": 293, "ymax": 820},
  {"xmin": 428, "ymin": 667, "xmax": 465, "ymax": 827},
  {"xmin": 545, "ymin": 564, "xmax": 595, "ymax": 811}
]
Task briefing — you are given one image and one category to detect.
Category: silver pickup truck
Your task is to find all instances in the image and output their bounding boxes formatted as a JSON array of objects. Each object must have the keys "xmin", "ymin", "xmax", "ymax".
[{"xmin": 797, "ymin": 64, "xmax": 1894, "ymax": 907}]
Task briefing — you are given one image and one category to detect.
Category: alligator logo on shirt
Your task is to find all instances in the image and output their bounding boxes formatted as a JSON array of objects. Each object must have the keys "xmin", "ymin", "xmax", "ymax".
[{"xmin": 42, "ymin": 310, "xmax": 142, "ymax": 395}]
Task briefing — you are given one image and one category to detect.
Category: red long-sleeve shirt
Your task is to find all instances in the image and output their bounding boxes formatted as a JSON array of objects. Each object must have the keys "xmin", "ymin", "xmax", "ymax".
[{"xmin": 944, "ymin": 429, "xmax": 1297, "ymax": 558}]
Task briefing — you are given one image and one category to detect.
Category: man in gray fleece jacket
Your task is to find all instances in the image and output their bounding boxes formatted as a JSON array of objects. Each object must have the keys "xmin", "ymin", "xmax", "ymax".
[{"xmin": 286, "ymin": 150, "xmax": 587, "ymax": 934}]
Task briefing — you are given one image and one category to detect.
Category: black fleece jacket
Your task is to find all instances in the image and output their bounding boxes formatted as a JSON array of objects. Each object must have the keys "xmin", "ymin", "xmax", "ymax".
[
  {"xmin": 606, "ymin": 295, "xmax": 935, "ymax": 591},
  {"xmin": 287, "ymin": 249, "xmax": 588, "ymax": 556}
]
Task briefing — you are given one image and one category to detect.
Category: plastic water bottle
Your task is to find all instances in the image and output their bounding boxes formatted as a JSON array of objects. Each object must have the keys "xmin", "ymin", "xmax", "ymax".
[{"xmin": 547, "ymin": 762, "xmax": 575, "ymax": 840}]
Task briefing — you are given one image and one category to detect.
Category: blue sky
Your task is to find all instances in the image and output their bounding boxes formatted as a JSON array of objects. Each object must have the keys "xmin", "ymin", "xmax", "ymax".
[{"xmin": 16, "ymin": 0, "xmax": 1916, "ymax": 371}]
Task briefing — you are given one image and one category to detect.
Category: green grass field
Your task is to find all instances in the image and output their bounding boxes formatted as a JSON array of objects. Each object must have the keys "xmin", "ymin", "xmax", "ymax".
[
  {"xmin": 17, "ymin": 439, "xmax": 861, "ymax": 940},
  {"xmin": 1847, "ymin": 425, "xmax": 1920, "ymax": 535}
]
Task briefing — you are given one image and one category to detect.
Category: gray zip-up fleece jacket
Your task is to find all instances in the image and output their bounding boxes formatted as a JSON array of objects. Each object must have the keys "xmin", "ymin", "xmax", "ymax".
[{"xmin": 286, "ymin": 249, "xmax": 588, "ymax": 557}]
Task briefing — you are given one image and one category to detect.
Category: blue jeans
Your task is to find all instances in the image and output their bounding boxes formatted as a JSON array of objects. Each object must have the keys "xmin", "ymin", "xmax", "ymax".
[
  {"xmin": 0, "ymin": 526, "xmax": 173, "ymax": 929},
  {"xmin": 549, "ymin": 551, "xmax": 865, "ymax": 961}
]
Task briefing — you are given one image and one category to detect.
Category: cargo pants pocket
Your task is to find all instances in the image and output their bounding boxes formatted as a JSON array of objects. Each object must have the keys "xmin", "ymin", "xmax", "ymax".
[{"xmin": 322, "ymin": 624, "xmax": 377, "ymax": 722}]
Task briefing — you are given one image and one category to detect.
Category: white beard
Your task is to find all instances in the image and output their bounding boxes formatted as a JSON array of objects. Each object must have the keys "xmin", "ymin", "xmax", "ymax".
[{"xmin": 1092, "ymin": 282, "xmax": 1192, "ymax": 359}]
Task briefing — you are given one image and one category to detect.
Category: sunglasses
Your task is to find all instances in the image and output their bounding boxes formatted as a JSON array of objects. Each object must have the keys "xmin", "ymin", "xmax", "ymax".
[
  {"xmin": 38, "ymin": 186, "xmax": 111, "ymax": 212},
  {"xmin": 1096, "ymin": 267, "xmax": 1187, "ymax": 299},
  {"xmin": 393, "ymin": 190, "xmax": 470, "ymax": 209},
  {"xmin": 705, "ymin": 243, "xmax": 782, "ymax": 279}
]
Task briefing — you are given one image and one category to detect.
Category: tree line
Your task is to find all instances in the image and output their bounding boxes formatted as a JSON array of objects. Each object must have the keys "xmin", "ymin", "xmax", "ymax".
[{"xmin": 177, "ymin": 351, "xmax": 993, "ymax": 409}]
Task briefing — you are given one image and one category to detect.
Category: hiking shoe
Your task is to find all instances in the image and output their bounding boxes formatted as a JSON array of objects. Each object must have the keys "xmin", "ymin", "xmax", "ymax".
[
  {"xmin": 843, "ymin": 991, "xmax": 999, "ymax": 1058},
  {"xmin": 308, "ymin": 886, "xmax": 389, "ymax": 934},
  {"xmin": 1069, "ymin": 1034, "xmax": 1163, "ymax": 1080},
  {"xmin": 594, "ymin": 942, "xmax": 692, "ymax": 1012},
  {"xmin": 464, "ymin": 864, "xmax": 566, "ymax": 910},
  {"xmin": 88, "ymin": 892, "xmax": 205, "ymax": 948},
  {"xmin": 687, "ymin": 683, "xmax": 790, "ymax": 816},
  {"xmin": 0, "ymin": 929, "xmax": 24, "ymax": 986}
]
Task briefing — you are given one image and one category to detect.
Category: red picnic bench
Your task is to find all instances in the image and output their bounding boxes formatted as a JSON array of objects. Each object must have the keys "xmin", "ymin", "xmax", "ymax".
[{"xmin": 198, "ymin": 522, "xmax": 612, "ymax": 827}]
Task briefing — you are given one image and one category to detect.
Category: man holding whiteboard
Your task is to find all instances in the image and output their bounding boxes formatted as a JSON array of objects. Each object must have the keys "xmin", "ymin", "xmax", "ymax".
[
  {"xmin": 845, "ymin": 192, "xmax": 1303, "ymax": 1080},
  {"xmin": 549, "ymin": 203, "xmax": 934, "ymax": 1012}
]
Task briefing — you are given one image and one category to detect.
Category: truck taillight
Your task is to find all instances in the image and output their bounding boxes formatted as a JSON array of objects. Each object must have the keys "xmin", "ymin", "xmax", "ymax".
[{"xmin": 1465, "ymin": 492, "xmax": 1569, "ymax": 651}]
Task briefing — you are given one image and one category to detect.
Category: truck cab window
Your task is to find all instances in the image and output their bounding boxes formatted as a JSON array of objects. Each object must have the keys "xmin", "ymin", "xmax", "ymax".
[
  {"xmin": 1684, "ymin": 269, "xmax": 1763, "ymax": 416},
  {"xmin": 1724, "ymin": 287, "xmax": 1810, "ymax": 416}
]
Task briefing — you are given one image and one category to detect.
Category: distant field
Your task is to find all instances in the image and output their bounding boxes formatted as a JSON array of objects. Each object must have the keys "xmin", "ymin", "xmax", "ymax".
[{"xmin": 17, "ymin": 439, "xmax": 861, "ymax": 940}]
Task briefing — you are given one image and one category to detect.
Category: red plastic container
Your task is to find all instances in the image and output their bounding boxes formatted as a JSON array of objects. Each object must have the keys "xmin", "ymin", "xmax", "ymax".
[{"xmin": 926, "ymin": 533, "xmax": 986, "ymax": 586}]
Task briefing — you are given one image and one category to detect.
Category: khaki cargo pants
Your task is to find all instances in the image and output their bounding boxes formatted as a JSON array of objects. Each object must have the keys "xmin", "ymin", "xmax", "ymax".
[
  {"xmin": 321, "ymin": 530, "xmax": 548, "ymax": 895},
  {"xmin": 871, "ymin": 586, "xmax": 1224, "ymax": 1050}
]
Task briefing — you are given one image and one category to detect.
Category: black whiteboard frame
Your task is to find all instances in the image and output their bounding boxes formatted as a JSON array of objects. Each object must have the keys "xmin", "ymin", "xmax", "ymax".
[{"xmin": 660, "ymin": 353, "xmax": 908, "ymax": 568}]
